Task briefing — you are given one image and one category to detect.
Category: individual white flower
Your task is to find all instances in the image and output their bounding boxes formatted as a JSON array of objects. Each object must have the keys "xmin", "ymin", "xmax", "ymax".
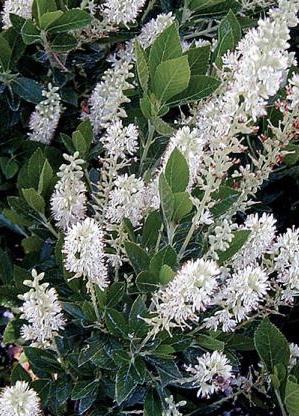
[
  {"xmin": 138, "ymin": 13, "xmax": 175, "ymax": 49},
  {"xmin": 101, "ymin": 120, "xmax": 139, "ymax": 159},
  {"xmin": 102, "ymin": 0, "xmax": 146, "ymax": 26},
  {"xmin": 63, "ymin": 218, "xmax": 108, "ymax": 290},
  {"xmin": 104, "ymin": 174, "xmax": 147, "ymax": 227},
  {"xmin": 18, "ymin": 269, "xmax": 65, "ymax": 349},
  {"xmin": 232, "ymin": 213, "xmax": 277, "ymax": 269},
  {"xmin": 146, "ymin": 259, "xmax": 219, "ymax": 336},
  {"xmin": 2, "ymin": 0, "xmax": 33, "ymax": 30},
  {"xmin": 162, "ymin": 396, "xmax": 186, "ymax": 416},
  {"xmin": 51, "ymin": 152, "xmax": 87, "ymax": 231},
  {"xmin": 0, "ymin": 381, "xmax": 41, "ymax": 416},
  {"xmin": 28, "ymin": 84, "xmax": 62, "ymax": 144},
  {"xmin": 270, "ymin": 0, "xmax": 299, "ymax": 27},
  {"xmin": 87, "ymin": 60, "xmax": 134, "ymax": 135},
  {"xmin": 289, "ymin": 343, "xmax": 299, "ymax": 369},
  {"xmin": 204, "ymin": 266, "xmax": 269, "ymax": 332},
  {"xmin": 185, "ymin": 351, "xmax": 233, "ymax": 398}
]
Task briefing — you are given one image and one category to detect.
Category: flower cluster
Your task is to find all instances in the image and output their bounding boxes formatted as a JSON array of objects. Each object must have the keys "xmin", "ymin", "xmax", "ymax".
[
  {"xmin": 0, "ymin": 381, "xmax": 41, "ymax": 416},
  {"xmin": 63, "ymin": 218, "xmax": 108, "ymax": 290},
  {"xmin": 185, "ymin": 351, "xmax": 233, "ymax": 398},
  {"xmin": 28, "ymin": 84, "xmax": 62, "ymax": 145},
  {"xmin": 102, "ymin": 0, "xmax": 146, "ymax": 26},
  {"xmin": 146, "ymin": 259, "xmax": 219, "ymax": 336},
  {"xmin": 51, "ymin": 152, "xmax": 87, "ymax": 231},
  {"xmin": 87, "ymin": 60, "xmax": 134, "ymax": 135},
  {"xmin": 18, "ymin": 269, "xmax": 65, "ymax": 349}
]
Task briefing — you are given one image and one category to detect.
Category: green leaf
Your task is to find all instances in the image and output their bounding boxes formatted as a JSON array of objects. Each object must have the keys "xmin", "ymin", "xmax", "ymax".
[
  {"xmin": 38, "ymin": 159, "xmax": 53, "ymax": 195},
  {"xmin": 33, "ymin": 0, "xmax": 57, "ymax": 20},
  {"xmin": 0, "ymin": 248, "xmax": 13, "ymax": 284},
  {"xmin": 165, "ymin": 148, "xmax": 189, "ymax": 192},
  {"xmin": 115, "ymin": 360, "xmax": 145, "ymax": 405},
  {"xmin": 26, "ymin": 148, "xmax": 46, "ymax": 189},
  {"xmin": 39, "ymin": 11, "xmax": 63, "ymax": 30},
  {"xmin": 72, "ymin": 130, "xmax": 88, "ymax": 158},
  {"xmin": 286, "ymin": 378, "xmax": 299, "ymax": 416},
  {"xmin": 153, "ymin": 56, "xmax": 190, "ymax": 103},
  {"xmin": 159, "ymin": 173, "xmax": 174, "ymax": 223},
  {"xmin": 51, "ymin": 33, "xmax": 77, "ymax": 52},
  {"xmin": 22, "ymin": 188, "xmax": 45, "ymax": 213},
  {"xmin": 254, "ymin": 318, "xmax": 290, "ymax": 373},
  {"xmin": 196, "ymin": 334, "xmax": 225, "ymax": 351},
  {"xmin": 0, "ymin": 157, "xmax": 18, "ymax": 179},
  {"xmin": 159, "ymin": 264, "xmax": 175, "ymax": 285},
  {"xmin": 135, "ymin": 41, "xmax": 149, "ymax": 92},
  {"xmin": 213, "ymin": 10, "xmax": 241, "ymax": 67},
  {"xmin": 217, "ymin": 229, "xmax": 250, "ymax": 264},
  {"xmin": 149, "ymin": 23, "xmax": 182, "ymax": 77},
  {"xmin": 171, "ymin": 75, "xmax": 220, "ymax": 104},
  {"xmin": 225, "ymin": 334, "xmax": 255, "ymax": 351},
  {"xmin": 105, "ymin": 308, "xmax": 129, "ymax": 339},
  {"xmin": 21, "ymin": 235, "xmax": 43, "ymax": 253},
  {"xmin": 150, "ymin": 246, "xmax": 177, "ymax": 274},
  {"xmin": 152, "ymin": 118, "xmax": 175, "ymax": 136},
  {"xmin": 173, "ymin": 192, "xmax": 193, "ymax": 222},
  {"xmin": 12, "ymin": 77, "xmax": 43, "ymax": 104},
  {"xmin": 0, "ymin": 35, "xmax": 12, "ymax": 72},
  {"xmin": 185, "ymin": 45, "xmax": 210, "ymax": 75},
  {"xmin": 71, "ymin": 381, "xmax": 98, "ymax": 400},
  {"xmin": 136, "ymin": 271, "xmax": 159, "ymax": 293},
  {"xmin": 21, "ymin": 21, "xmax": 41, "ymax": 45},
  {"xmin": 106, "ymin": 282, "xmax": 126, "ymax": 308},
  {"xmin": 124, "ymin": 242, "xmax": 150, "ymax": 274},
  {"xmin": 3, "ymin": 320, "xmax": 18, "ymax": 344},
  {"xmin": 129, "ymin": 296, "xmax": 148, "ymax": 335},
  {"xmin": 47, "ymin": 9, "xmax": 92, "ymax": 34},
  {"xmin": 72, "ymin": 121, "xmax": 92, "ymax": 157},
  {"xmin": 188, "ymin": 0, "xmax": 225, "ymax": 11},
  {"xmin": 24, "ymin": 347, "xmax": 63, "ymax": 374},
  {"xmin": 142, "ymin": 211, "xmax": 163, "ymax": 249},
  {"xmin": 11, "ymin": 364, "xmax": 31, "ymax": 384},
  {"xmin": 144, "ymin": 390, "xmax": 163, "ymax": 416}
]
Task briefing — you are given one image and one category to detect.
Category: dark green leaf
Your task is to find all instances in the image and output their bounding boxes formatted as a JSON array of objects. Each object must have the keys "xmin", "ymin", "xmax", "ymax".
[
  {"xmin": 12, "ymin": 77, "xmax": 43, "ymax": 103},
  {"xmin": 165, "ymin": 148, "xmax": 189, "ymax": 192},
  {"xmin": 254, "ymin": 318, "xmax": 290, "ymax": 373},
  {"xmin": 47, "ymin": 9, "xmax": 92, "ymax": 34},
  {"xmin": 124, "ymin": 242, "xmax": 150, "ymax": 274},
  {"xmin": 135, "ymin": 41, "xmax": 149, "ymax": 92}
]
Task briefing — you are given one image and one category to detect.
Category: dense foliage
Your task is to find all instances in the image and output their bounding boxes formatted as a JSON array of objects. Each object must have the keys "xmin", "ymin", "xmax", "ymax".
[{"xmin": 0, "ymin": 0, "xmax": 299, "ymax": 415}]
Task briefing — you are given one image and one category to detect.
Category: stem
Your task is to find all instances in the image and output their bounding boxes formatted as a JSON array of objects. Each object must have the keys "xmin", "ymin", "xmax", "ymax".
[
  {"xmin": 88, "ymin": 282, "xmax": 100, "ymax": 321},
  {"xmin": 274, "ymin": 388, "xmax": 288, "ymax": 416},
  {"xmin": 178, "ymin": 187, "xmax": 212, "ymax": 260},
  {"xmin": 140, "ymin": 121, "xmax": 155, "ymax": 175},
  {"xmin": 40, "ymin": 215, "xmax": 59, "ymax": 238}
]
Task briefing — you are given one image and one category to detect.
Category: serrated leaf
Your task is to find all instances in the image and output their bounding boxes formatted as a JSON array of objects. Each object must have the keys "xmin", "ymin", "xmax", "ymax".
[
  {"xmin": 149, "ymin": 245, "xmax": 177, "ymax": 274},
  {"xmin": 47, "ymin": 9, "xmax": 92, "ymax": 34},
  {"xmin": 0, "ymin": 35, "xmax": 12, "ymax": 71},
  {"xmin": 142, "ymin": 211, "xmax": 162, "ymax": 249},
  {"xmin": 12, "ymin": 77, "xmax": 43, "ymax": 103},
  {"xmin": 173, "ymin": 192, "xmax": 193, "ymax": 222},
  {"xmin": 21, "ymin": 21, "xmax": 41, "ymax": 45},
  {"xmin": 51, "ymin": 33, "xmax": 77, "ymax": 52},
  {"xmin": 185, "ymin": 45, "xmax": 210, "ymax": 75},
  {"xmin": 171, "ymin": 75, "xmax": 220, "ymax": 104},
  {"xmin": 105, "ymin": 308, "xmax": 129, "ymax": 339},
  {"xmin": 38, "ymin": 159, "xmax": 53, "ymax": 195},
  {"xmin": 196, "ymin": 334, "xmax": 225, "ymax": 351},
  {"xmin": 165, "ymin": 148, "xmax": 189, "ymax": 192},
  {"xmin": 153, "ymin": 56, "xmax": 190, "ymax": 103},
  {"xmin": 254, "ymin": 318, "xmax": 290, "ymax": 373},
  {"xmin": 39, "ymin": 11, "xmax": 63, "ymax": 30},
  {"xmin": 22, "ymin": 188, "xmax": 45, "ymax": 213},
  {"xmin": 286, "ymin": 379, "xmax": 299, "ymax": 416},
  {"xmin": 159, "ymin": 173, "xmax": 174, "ymax": 224},
  {"xmin": 135, "ymin": 41, "xmax": 149, "ymax": 92},
  {"xmin": 149, "ymin": 23, "xmax": 182, "ymax": 77},
  {"xmin": 124, "ymin": 242, "xmax": 150, "ymax": 274}
]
